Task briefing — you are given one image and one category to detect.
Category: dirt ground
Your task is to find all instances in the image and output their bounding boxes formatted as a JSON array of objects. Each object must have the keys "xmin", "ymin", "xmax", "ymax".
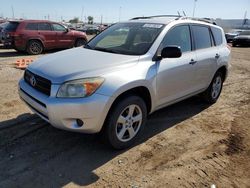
[{"xmin": 0, "ymin": 45, "xmax": 249, "ymax": 188}]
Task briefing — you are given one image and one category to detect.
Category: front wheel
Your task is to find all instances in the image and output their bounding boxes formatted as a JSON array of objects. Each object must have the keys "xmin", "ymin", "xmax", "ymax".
[
  {"xmin": 104, "ymin": 96, "xmax": 147, "ymax": 149},
  {"xmin": 75, "ymin": 38, "xmax": 87, "ymax": 47},
  {"xmin": 202, "ymin": 71, "xmax": 223, "ymax": 104}
]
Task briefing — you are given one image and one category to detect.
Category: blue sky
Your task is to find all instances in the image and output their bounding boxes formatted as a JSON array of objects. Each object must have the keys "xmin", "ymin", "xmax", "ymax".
[{"xmin": 0, "ymin": 0, "xmax": 250, "ymax": 23}]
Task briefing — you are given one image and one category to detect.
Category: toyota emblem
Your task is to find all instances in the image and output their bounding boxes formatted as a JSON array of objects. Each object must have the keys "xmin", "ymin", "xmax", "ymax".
[{"xmin": 30, "ymin": 75, "xmax": 37, "ymax": 87}]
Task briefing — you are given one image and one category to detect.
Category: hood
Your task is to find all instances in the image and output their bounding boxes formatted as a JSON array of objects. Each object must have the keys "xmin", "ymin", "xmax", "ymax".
[
  {"xmin": 71, "ymin": 30, "xmax": 86, "ymax": 36},
  {"xmin": 28, "ymin": 47, "xmax": 139, "ymax": 84}
]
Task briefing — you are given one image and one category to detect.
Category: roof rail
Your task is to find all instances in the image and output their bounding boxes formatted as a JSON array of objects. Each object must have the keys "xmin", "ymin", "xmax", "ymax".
[
  {"xmin": 131, "ymin": 15, "xmax": 181, "ymax": 20},
  {"xmin": 178, "ymin": 17, "xmax": 217, "ymax": 25},
  {"xmin": 130, "ymin": 15, "xmax": 217, "ymax": 25}
]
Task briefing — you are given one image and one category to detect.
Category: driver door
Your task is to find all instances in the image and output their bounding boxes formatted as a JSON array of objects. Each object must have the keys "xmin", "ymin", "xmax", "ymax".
[
  {"xmin": 156, "ymin": 25, "xmax": 198, "ymax": 106},
  {"xmin": 51, "ymin": 23, "xmax": 74, "ymax": 48}
]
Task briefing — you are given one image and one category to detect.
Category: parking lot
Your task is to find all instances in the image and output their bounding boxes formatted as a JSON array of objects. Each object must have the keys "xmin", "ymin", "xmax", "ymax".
[{"xmin": 0, "ymin": 45, "xmax": 249, "ymax": 187}]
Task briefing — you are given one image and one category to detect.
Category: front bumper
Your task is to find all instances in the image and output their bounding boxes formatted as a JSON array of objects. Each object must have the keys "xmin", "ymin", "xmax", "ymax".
[{"xmin": 19, "ymin": 78, "xmax": 112, "ymax": 133}]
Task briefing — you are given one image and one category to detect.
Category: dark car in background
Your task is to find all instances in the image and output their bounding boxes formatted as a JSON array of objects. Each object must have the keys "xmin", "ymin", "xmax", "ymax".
[
  {"xmin": 225, "ymin": 30, "xmax": 242, "ymax": 43},
  {"xmin": 0, "ymin": 22, "xmax": 8, "ymax": 43},
  {"xmin": 2, "ymin": 20, "xmax": 88, "ymax": 54},
  {"xmin": 78, "ymin": 25, "xmax": 100, "ymax": 35},
  {"xmin": 232, "ymin": 30, "xmax": 250, "ymax": 47}
]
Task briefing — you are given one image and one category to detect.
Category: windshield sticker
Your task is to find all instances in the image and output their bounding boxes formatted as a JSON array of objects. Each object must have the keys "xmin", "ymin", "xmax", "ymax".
[{"xmin": 143, "ymin": 24, "xmax": 163, "ymax": 28}]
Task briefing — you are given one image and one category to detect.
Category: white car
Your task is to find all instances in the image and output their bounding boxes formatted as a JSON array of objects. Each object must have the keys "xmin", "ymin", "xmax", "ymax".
[{"xmin": 19, "ymin": 16, "xmax": 230, "ymax": 149}]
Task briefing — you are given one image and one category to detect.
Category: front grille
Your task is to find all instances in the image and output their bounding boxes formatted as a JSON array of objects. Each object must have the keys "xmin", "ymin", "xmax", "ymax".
[{"xmin": 24, "ymin": 70, "xmax": 51, "ymax": 96}]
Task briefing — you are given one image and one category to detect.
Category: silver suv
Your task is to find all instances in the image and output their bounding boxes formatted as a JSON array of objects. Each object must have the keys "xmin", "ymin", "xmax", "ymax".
[{"xmin": 19, "ymin": 16, "xmax": 230, "ymax": 149}]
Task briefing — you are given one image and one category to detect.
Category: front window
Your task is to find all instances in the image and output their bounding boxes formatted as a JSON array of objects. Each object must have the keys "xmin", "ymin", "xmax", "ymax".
[
  {"xmin": 52, "ymin": 23, "xmax": 67, "ymax": 32},
  {"xmin": 161, "ymin": 25, "xmax": 191, "ymax": 53},
  {"xmin": 86, "ymin": 22, "xmax": 165, "ymax": 55}
]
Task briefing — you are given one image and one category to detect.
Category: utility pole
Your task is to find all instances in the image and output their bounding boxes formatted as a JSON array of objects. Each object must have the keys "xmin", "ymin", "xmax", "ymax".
[
  {"xmin": 81, "ymin": 6, "xmax": 84, "ymax": 22},
  {"xmin": 242, "ymin": 11, "xmax": 248, "ymax": 27},
  {"xmin": 11, "ymin": 5, "xmax": 15, "ymax": 19},
  {"xmin": 192, "ymin": 0, "xmax": 197, "ymax": 17},
  {"xmin": 119, "ymin": 6, "xmax": 122, "ymax": 22}
]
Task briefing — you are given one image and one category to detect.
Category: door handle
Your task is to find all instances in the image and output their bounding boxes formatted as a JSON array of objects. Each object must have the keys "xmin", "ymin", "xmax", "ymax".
[
  {"xmin": 215, "ymin": 54, "xmax": 220, "ymax": 59},
  {"xmin": 189, "ymin": 59, "xmax": 197, "ymax": 65}
]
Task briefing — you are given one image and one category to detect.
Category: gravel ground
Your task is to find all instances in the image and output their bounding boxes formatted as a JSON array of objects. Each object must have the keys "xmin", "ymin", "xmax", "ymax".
[{"xmin": 0, "ymin": 45, "xmax": 249, "ymax": 188}]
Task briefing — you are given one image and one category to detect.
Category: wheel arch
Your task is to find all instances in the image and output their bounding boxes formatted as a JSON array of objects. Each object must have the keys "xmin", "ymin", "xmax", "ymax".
[
  {"xmin": 74, "ymin": 37, "xmax": 87, "ymax": 46},
  {"xmin": 26, "ymin": 38, "xmax": 44, "ymax": 50},
  {"xmin": 100, "ymin": 85, "xmax": 152, "ymax": 135},
  {"xmin": 217, "ymin": 65, "xmax": 228, "ymax": 82}
]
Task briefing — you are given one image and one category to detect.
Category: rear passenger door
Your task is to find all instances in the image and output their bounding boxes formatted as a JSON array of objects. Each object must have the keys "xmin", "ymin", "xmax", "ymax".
[
  {"xmin": 38, "ymin": 23, "xmax": 56, "ymax": 49},
  {"xmin": 156, "ymin": 25, "xmax": 197, "ymax": 106},
  {"xmin": 191, "ymin": 25, "xmax": 218, "ymax": 90}
]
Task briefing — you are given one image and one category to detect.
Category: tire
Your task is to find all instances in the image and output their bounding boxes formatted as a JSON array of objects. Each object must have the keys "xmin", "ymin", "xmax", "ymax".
[
  {"xmin": 232, "ymin": 42, "xmax": 237, "ymax": 47},
  {"xmin": 103, "ymin": 96, "xmax": 147, "ymax": 149},
  {"xmin": 202, "ymin": 71, "xmax": 224, "ymax": 104},
  {"xmin": 75, "ymin": 38, "xmax": 87, "ymax": 47},
  {"xmin": 26, "ymin": 40, "xmax": 43, "ymax": 55}
]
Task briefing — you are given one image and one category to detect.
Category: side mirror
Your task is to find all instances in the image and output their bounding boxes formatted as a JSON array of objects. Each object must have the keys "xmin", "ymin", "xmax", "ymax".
[
  {"xmin": 161, "ymin": 46, "xmax": 182, "ymax": 58},
  {"xmin": 65, "ymin": 28, "xmax": 69, "ymax": 33}
]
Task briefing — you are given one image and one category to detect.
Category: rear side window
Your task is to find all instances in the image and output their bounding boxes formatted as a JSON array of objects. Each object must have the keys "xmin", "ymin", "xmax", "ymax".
[
  {"xmin": 211, "ymin": 27, "xmax": 223, "ymax": 46},
  {"xmin": 161, "ymin": 25, "xmax": 191, "ymax": 53},
  {"xmin": 38, "ymin": 23, "xmax": 52, "ymax": 31},
  {"xmin": 25, "ymin": 23, "xmax": 38, "ymax": 30},
  {"xmin": 5, "ymin": 22, "xmax": 20, "ymax": 32},
  {"xmin": 192, "ymin": 25, "xmax": 212, "ymax": 50}
]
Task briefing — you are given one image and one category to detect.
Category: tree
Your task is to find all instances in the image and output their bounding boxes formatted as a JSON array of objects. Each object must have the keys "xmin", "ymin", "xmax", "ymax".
[
  {"xmin": 69, "ymin": 17, "xmax": 79, "ymax": 24},
  {"xmin": 87, "ymin": 16, "xmax": 94, "ymax": 24}
]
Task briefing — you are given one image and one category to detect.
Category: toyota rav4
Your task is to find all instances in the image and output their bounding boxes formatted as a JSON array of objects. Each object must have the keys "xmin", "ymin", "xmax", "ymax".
[{"xmin": 19, "ymin": 16, "xmax": 230, "ymax": 149}]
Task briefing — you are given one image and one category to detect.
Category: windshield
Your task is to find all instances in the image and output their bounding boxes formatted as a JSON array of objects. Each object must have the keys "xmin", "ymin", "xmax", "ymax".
[
  {"xmin": 4, "ymin": 21, "xmax": 20, "ymax": 32},
  {"xmin": 86, "ymin": 22, "xmax": 165, "ymax": 55},
  {"xmin": 239, "ymin": 31, "xmax": 250, "ymax": 35}
]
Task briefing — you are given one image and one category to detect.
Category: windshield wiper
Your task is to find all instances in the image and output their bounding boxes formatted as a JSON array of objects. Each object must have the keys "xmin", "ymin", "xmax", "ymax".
[
  {"xmin": 84, "ymin": 44, "xmax": 93, "ymax": 49},
  {"xmin": 93, "ymin": 47, "xmax": 119, "ymax": 54}
]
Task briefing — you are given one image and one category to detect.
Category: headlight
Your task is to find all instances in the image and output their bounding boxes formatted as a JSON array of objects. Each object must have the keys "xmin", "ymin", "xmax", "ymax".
[{"xmin": 57, "ymin": 77, "xmax": 104, "ymax": 98}]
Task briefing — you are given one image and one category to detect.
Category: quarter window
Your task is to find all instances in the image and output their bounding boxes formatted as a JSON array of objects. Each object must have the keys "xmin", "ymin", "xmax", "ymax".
[
  {"xmin": 161, "ymin": 25, "xmax": 191, "ymax": 53},
  {"xmin": 192, "ymin": 25, "xmax": 212, "ymax": 50},
  {"xmin": 211, "ymin": 27, "xmax": 223, "ymax": 46}
]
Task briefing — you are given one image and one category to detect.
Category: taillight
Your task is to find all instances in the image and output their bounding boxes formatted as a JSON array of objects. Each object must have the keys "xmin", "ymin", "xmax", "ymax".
[
  {"xmin": 14, "ymin": 34, "xmax": 24, "ymax": 40},
  {"xmin": 226, "ymin": 44, "xmax": 231, "ymax": 51}
]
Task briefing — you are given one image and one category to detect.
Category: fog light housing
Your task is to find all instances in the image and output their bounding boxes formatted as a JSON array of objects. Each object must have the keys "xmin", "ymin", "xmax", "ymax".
[{"xmin": 76, "ymin": 119, "xmax": 84, "ymax": 127}]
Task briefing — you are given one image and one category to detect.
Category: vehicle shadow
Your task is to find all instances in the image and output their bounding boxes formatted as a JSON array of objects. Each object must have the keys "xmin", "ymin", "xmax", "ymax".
[
  {"xmin": 0, "ymin": 96, "xmax": 210, "ymax": 187},
  {"xmin": 0, "ymin": 46, "xmax": 66, "ymax": 58}
]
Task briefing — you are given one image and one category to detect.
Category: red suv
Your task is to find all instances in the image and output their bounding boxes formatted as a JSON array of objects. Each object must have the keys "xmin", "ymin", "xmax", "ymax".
[{"xmin": 2, "ymin": 20, "xmax": 87, "ymax": 54}]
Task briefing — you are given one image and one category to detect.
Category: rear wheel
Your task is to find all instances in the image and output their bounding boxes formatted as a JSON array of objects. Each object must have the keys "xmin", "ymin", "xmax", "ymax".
[
  {"xmin": 104, "ymin": 96, "xmax": 147, "ymax": 149},
  {"xmin": 75, "ymin": 38, "xmax": 87, "ymax": 47},
  {"xmin": 202, "ymin": 71, "xmax": 223, "ymax": 104},
  {"xmin": 27, "ymin": 40, "xmax": 43, "ymax": 55}
]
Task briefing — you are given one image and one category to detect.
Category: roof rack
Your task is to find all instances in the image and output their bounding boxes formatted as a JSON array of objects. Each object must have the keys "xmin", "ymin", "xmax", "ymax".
[
  {"xmin": 130, "ymin": 15, "xmax": 217, "ymax": 25},
  {"xmin": 130, "ymin": 15, "xmax": 181, "ymax": 20},
  {"xmin": 177, "ymin": 17, "xmax": 217, "ymax": 25}
]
